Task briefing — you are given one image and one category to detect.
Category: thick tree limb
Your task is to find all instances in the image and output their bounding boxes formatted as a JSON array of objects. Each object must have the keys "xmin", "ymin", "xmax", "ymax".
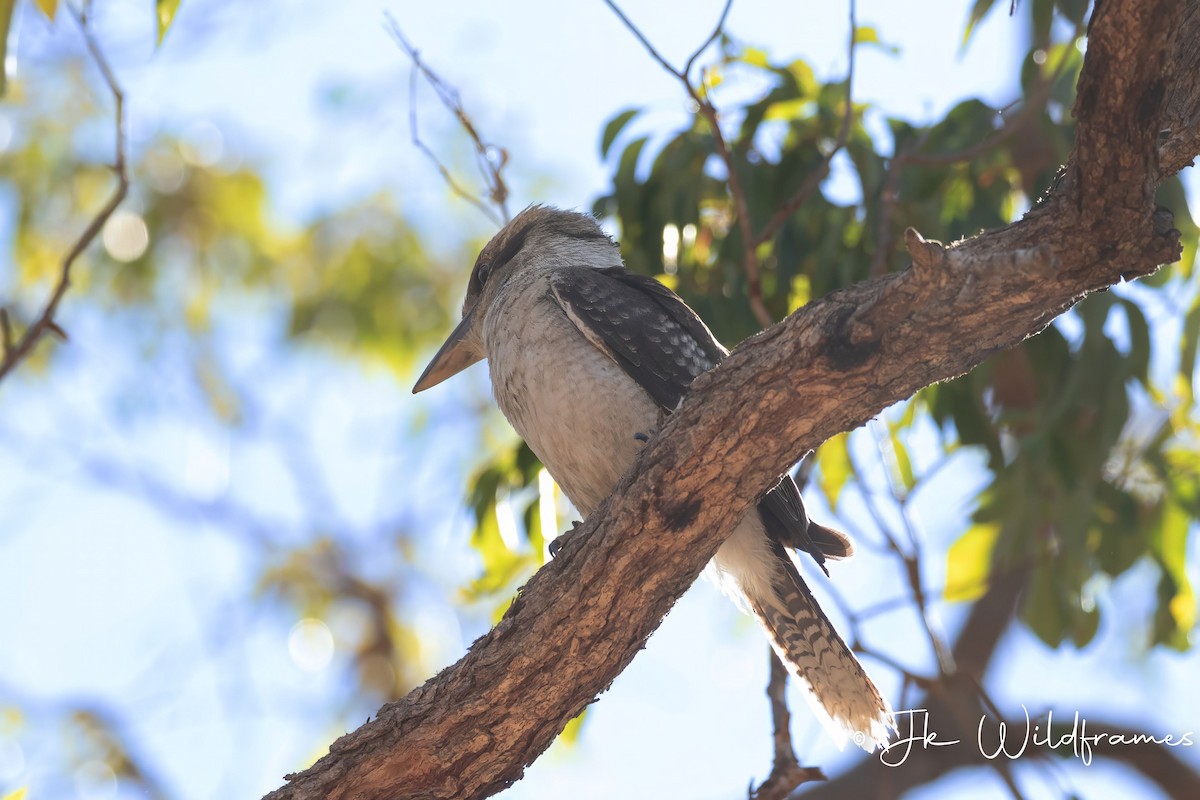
[{"xmin": 265, "ymin": 0, "xmax": 1195, "ymax": 797}]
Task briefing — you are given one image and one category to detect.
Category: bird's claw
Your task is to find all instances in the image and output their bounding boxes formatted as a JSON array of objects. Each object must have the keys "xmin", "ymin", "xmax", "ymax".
[{"xmin": 634, "ymin": 432, "xmax": 650, "ymax": 443}]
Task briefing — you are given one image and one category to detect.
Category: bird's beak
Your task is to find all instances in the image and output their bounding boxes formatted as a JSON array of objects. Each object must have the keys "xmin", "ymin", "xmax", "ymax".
[{"xmin": 412, "ymin": 307, "xmax": 483, "ymax": 393}]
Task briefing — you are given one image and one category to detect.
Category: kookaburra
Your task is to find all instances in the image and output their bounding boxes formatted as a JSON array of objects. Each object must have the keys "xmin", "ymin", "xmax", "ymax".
[{"xmin": 413, "ymin": 205, "xmax": 892, "ymax": 749}]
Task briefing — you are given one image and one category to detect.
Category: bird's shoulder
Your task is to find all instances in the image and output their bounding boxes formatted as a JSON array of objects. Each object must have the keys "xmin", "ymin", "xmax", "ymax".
[{"xmin": 546, "ymin": 266, "xmax": 726, "ymax": 410}]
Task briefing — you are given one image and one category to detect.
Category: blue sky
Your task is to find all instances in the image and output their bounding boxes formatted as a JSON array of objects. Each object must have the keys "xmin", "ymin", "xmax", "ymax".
[{"xmin": 1, "ymin": 1, "xmax": 1198, "ymax": 798}]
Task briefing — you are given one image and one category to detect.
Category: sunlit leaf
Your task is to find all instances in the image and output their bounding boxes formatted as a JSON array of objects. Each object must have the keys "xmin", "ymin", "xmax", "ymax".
[
  {"xmin": 1180, "ymin": 293, "xmax": 1200, "ymax": 405},
  {"xmin": 156, "ymin": 0, "xmax": 181, "ymax": 46},
  {"xmin": 0, "ymin": 0, "xmax": 15, "ymax": 96},
  {"xmin": 945, "ymin": 522, "xmax": 1000, "ymax": 602},
  {"xmin": 787, "ymin": 273, "xmax": 810, "ymax": 313},
  {"xmin": 34, "ymin": 0, "xmax": 55, "ymax": 21},
  {"xmin": 853, "ymin": 26, "xmax": 879, "ymax": 45},
  {"xmin": 557, "ymin": 708, "xmax": 588, "ymax": 746},
  {"xmin": 763, "ymin": 98, "xmax": 811, "ymax": 123},
  {"xmin": 853, "ymin": 26, "xmax": 899, "ymax": 56},
  {"xmin": 739, "ymin": 47, "xmax": 769, "ymax": 68},
  {"xmin": 785, "ymin": 59, "xmax": 818, "ymax": 99},
  {"xmin": 2, "ymin": 788, "xmax": 28, "ymax": 800},
  {"xmin": 1151, "ymin": 500, "xmax": 1196, "ymax": 650},
  {"xmin": 816, "ymin": 433, "xmax": 853, "ymax": 511},
  {"xmin": 887, "ymin": 426, "xmax": 916, "ymax": 493}
]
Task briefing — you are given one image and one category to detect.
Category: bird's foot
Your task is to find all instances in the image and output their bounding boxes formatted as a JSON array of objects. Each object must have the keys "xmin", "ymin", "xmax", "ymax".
[{"xmin": 548, "ymin": 520, "xmax": 585, "ymax": 559}]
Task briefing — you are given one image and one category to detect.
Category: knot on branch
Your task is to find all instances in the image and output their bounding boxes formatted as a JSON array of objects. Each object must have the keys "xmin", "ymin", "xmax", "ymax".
[
  {"xmin": 840, "ymin": 228, "xmax": 947, "ymax": 349},
  {"xmin": 905, "ymin": 227, "xmax": 947, "ymax": 273},
  {"xmin": 835, "ymin": 228, "xmax": 1064, "ymax": 355}
]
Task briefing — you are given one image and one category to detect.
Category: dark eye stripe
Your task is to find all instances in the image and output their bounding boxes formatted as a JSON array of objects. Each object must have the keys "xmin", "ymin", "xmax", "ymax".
[
  {"xmin": 472, "ymin": 223, "xmax": 531, "ymax": 290},
  {"xmin": 491, "ymin": 225, "xmax": 530, "ymax": 272}
]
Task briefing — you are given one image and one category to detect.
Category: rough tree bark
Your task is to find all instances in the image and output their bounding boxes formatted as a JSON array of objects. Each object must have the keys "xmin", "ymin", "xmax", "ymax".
[{"xmin": 265, "ymin": 0, "xmax": 1198, "ymax": 797}]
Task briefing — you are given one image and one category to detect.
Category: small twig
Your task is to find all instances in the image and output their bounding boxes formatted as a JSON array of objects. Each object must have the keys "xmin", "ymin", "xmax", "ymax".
[
  {"xmin": 683, "ymin": 0, "xmax": 734, "ymax": 79},
  {"xmin": 0, "ymin": 309, "xmax": 12, "ymax": 355},
  {"xmin": 870, "ymin": 29, "xmax": 1081, "ymax": 276},
  {"xmin": 0, "ymin": 5, "xmax": 129, "ymax": 384},
  {"xmin": 750, "ymin": 0, "xmax": 858, "ymax": 250},
  {"xmin": 386, "ymin": 16, "xmax": 510, "ymax": 225},
  {"xmin": 749, "ymin": 648, "xmax": 826, "ymax": 800},
  {"xmin": 847, "ymin": 439, "xmax": 956, "ymax": 678},
  {"xmin": 604, "ymin": 0, "xmax": 772, "ymax": 327},
  {"xmin": 606, "ymin": 0, "xmax": 861, "ymax": 329}
]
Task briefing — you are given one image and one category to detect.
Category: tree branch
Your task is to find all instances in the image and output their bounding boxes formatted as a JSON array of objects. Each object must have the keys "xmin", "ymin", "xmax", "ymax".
[
  {"xmin": 265, "ymin": 0, "xmax": 1195, "ymax": 796},
  {"xmin": 386, "ymin": 16, "xmax": 511, "ymax": 225},
  {"xmin": 603, "ymin": 0, "xmax": 773, "ymax": 327},
  {"xmin": 749, "ymin": 648, "xmax": 826, "ymax": 800},
  {"xmin": 0, "ymin": 5, "xmax": 128, "ymax": 384},
  {"xmin": 750, "ymin": 0, "xmax": 857, "ymax": 251}
]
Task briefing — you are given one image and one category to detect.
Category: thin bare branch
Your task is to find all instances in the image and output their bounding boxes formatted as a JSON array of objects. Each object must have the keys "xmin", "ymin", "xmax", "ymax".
[
  {"xmin": 0, "ymin": 309, "xmax": 11, "ymax": 355},
  {"xmin": 386, "ymin": 16, "xmax": 510, "ymax": 225},
  {"xmin": 601, "ymin": 0, "xmax": 685, "ymax": 80},
  {"xmin": 749, "ymin": 648, "xmax": 826, "ymax": 800},
  {"xmin": 870, "ymin": 30, "xmax": 1081, "ymax": 276},
  {"xmin": 0, "ymin": 5, "xmax": 129, "ymax": 384},
  {"xmin": 750, "ymin": 0, "xmax": 858, "ymax": 250},
  {"xmin": 603, "ymin": 0, "xmax": 772, "ymax": 327},
  {"xmin": 683, "ymin": 0, "xmax": 734, "ymax": 79}
]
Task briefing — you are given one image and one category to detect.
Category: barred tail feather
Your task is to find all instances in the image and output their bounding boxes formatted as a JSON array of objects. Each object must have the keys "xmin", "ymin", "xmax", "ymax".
[{"xmin": 746, "ymin": 555, "xmax": 893, "ymax": 751}]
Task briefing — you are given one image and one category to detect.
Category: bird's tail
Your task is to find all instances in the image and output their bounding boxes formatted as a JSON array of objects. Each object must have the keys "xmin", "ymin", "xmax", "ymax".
[{"xmin": 744, "ymin": 549, "xmax": 893, "ymax": 751}]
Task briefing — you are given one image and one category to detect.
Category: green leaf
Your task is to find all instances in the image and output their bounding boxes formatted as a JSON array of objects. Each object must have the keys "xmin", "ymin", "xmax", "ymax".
[
  {"xmin": 1059, "ymin": 0, "xmax": 1089, "ymax": 26},
  {"xmin": 1070, "ymin": 603, "xmax": 1100, "ymax": 648},
  {"xmin": 600, "ymin": 108, "xmax": 639, "ymax": 160},
  {"xmin": 962, "ymin": 0, "xmax": 999, "ymax": 48},
  {"xmin": 1151, "ymin": 500, "xmax": 1196, "ymax": 650},
  {"xmin": 156, "ymin": 0, "xmax": 181, "ymax": 46},
  {"xmin": 785, "ymin": 59, "xmax": 818, "ymax": 99},
  {"xmin": 888, "ymin": 426, "xmax": 916, "ymax": 493},
  {"xmin": 852, "ymin": 26, "xmax": 899, "ymax": 56},
  {"xmin": 1180, "ymin": 292, "xmax": 1200, "ymax": 405},
  {"xmin": 34, "ymin": 0, "xmax": 55, "ymax": 20},
  {"xmin": 1023, "ymin": 562, "xmax": 1069, "ymax": 647},
  {"xmin": 0, "ymin": 0, "xmax": 15, "ymax": 96},
  {"xmin": 1115, "ymin": 298, "xmax": 1151, "ymax": 387},
  {"xmin": 816, "ymin": 433, "xmax": 853, "ymax": 511},
  {"xmin": 945, "ymin": 522, "xmax": 1000, "ymax": 602}
]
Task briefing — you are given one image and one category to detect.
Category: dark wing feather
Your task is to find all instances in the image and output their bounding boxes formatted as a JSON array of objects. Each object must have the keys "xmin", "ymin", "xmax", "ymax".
[
  {"xmin": 760, "ymin": 474, "xmax": 854, "ymax": 576},
  {"xmin": 547, "ymin": 265, "xmax": 851, "ymax": 569},
  {"xmin": 547, "ymin": 266, "xmax": 724, "ymax": 410}
]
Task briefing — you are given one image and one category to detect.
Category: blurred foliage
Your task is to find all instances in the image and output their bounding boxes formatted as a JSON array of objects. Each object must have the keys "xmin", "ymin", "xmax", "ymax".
[
  {"xmin": 461, "ymin": 2, "xmax": 1200, "ymax": 664},
  {"xmin": 0, "ymin": 45, "xmax": 466, "ymax": 792},
  {"xmin": 2, "ymin": 71, "xmax": 458, "ymax": 381},
  {"xmin": 2, "ymin": 0, "xmax": 1200, "ymax": 795}
]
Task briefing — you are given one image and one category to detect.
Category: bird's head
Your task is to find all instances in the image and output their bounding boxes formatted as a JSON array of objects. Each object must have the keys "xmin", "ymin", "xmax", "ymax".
[{"xmin": 413, "ymin": 205, "xmax": 619, "ymax": 393}]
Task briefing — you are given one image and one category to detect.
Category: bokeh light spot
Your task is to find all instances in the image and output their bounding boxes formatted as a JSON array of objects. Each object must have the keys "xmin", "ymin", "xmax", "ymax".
[
  {"xmin": 101, "ymin": 210, "xmax": 150, "ymax": 262},
  {"xmin": 288, "ymin": 618, "xmax": 334, "ymax": 672}
]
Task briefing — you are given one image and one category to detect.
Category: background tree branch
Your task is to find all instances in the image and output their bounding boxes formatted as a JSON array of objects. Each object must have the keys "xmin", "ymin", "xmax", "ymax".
[
  {"xmin": 0, "ymin": 6, "xmax": 128, "ymax": 384},
  {"xmin": 264, "ymin": 0, "xmax": 1195, "ymax": 797}
]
